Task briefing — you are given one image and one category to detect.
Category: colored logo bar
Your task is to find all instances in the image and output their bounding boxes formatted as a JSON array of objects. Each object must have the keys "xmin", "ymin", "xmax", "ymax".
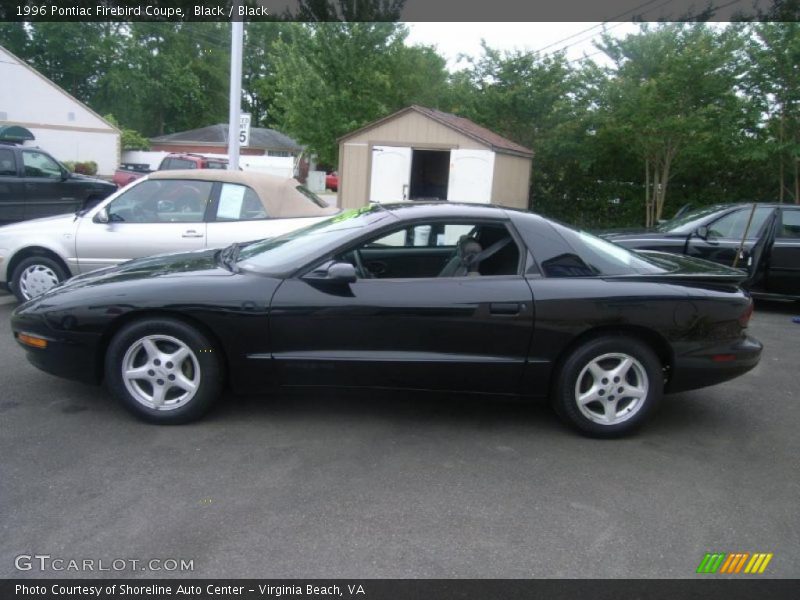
[{"xmin": 697, "ymin": 552, "xmax": 773, "ymax": 574}]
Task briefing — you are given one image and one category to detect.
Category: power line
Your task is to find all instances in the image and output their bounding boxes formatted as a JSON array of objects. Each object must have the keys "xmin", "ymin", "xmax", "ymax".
[
  {"xmin": 535, "ymin": 0, "xmax": 680, "ymax": 61},
  {"xmin": 529, "ymin": 0, "xmax": 667, "ymax": 55},
  {"xmin": 564, "ymin": 0, "xmax": 747, "ymax": 67}
]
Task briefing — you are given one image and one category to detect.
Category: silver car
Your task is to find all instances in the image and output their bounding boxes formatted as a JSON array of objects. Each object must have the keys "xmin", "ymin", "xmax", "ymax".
[{"xmin": 0, "ymin": 170, "xmax": 338, "ymax": 301}]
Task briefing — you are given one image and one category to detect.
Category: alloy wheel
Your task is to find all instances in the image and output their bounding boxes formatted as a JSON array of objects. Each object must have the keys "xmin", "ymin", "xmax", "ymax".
[
  {"xmin": 574, "ymin": 352, "xmax": 649, "ymax": 425},
  {"xmin": 121, "ymin": 334, "xmax": 201, "ymax": 411}
]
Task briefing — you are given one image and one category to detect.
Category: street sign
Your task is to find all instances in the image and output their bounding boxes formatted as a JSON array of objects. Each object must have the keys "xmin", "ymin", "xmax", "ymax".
[{"xmin": 239, "ymin": 113, "xmax": 251, "ymax": 147}]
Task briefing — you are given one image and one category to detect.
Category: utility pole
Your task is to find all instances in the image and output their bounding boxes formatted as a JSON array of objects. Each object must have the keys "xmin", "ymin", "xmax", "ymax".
[{"xmin": 227, "ymin": 12, "xmax": 243, "ymax": 171}]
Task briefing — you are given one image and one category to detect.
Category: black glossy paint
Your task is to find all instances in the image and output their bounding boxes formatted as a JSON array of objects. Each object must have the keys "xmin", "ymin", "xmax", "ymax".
[
  {"xmin": 603, "ymin": 203, "xmax": 800, "ymax": 299},
  {"xmin": 11, "ymin": 203, "xmax": 762, "ymax": 399}
]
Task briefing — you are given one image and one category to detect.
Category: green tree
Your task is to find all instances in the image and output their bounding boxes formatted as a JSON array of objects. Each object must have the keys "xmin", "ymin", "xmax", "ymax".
[
  {"xmin": 104, "ymin": 114, "xmax": 150, "ymax": 151},
  {"xmin": 243, "ymin": 22, "xmax": 297, "ymax": 128},
  {"xmin": 119, "ymin": 22, "xmax": 230, "ymax": 136},
  {"xmin": 740, "ymin": 22, "xmax": 800, "ymax": 203},
  {"xmin": 288, "ymin": 0, "xmax": 405, "ymax": 20},
  {"xmin": 271, "ymin": 22, "xmax": 448, "ymax": 165},
  {"xmin": 596, "ymin": 23, "xmax": 747, "ymax": 226},
  {"xmin": 446, "ymin": 44, "xmax": 605, "ymax": 221}
]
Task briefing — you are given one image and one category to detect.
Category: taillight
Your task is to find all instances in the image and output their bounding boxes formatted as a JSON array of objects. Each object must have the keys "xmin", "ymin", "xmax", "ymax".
[{"xmin": 738, "ymin": 299, "xmax": 754, "ymax": 328}]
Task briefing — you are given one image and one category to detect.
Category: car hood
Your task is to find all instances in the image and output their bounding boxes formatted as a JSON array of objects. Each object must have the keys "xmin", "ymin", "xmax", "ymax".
[
  {"xmin": 0, "ymin": 212, "xmax": 79, "ymax": 235},
  {"xmin": 69, "ymin": 172, "xmax": 115, "ymax": 187},
  {"xmin": 67, "ymin": 248, "xmax": 224, "ymax": 288},
  {"xmin": 17, "ymin": 248, "xmax": 226, "ymax": 309}
]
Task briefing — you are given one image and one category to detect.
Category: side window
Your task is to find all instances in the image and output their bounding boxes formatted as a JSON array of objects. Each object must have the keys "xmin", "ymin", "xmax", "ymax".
[
  {"xmin": 367, "ymin": 224, "xmax": 476, "ymax": 248},
  {"xmin": 341, "ymin": 222, "xmax": 520, "ymax": 279},
  {"xmin": 780, "ymin": 210, "xmax": 800, "ymax": 239},
  {"xmin": 215, "ymin": 183, "xmax": 267, "ymax": 221},
  {"xmin": 0, "ymin": 149, "xmax": 16, "ymax": 176},
  {"xmin": 106, "ymin": 179, "xmax": 212, "ymax": 223},
  {"xmin": 708, "ymin": 207, "xmax": 772, "ymax": 239},
  {"xmin": 161, "ymin": 158, "xmax": 196, "ymax": 170},
  {"xmin": 22, "ymin": 151, "xmax": 62, "ymax": 178}
]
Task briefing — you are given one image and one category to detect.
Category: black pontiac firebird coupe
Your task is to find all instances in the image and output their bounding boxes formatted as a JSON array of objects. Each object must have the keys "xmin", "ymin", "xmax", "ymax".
[{"xmin": 12, "ymin": 203, "xmax": 762, "ymax": 437}]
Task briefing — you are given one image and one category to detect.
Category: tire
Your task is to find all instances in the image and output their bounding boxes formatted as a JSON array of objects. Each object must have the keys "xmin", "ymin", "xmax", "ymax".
[
  {"xmin": 552, "ymin": 336, "xmax": 663, "ymax": 438},
  {"xmin": 11, "ymin": 255, "xmax": 69, "ymax": 303},
  {"xmin": 105, "ymin": 318, "xmax": 223, "ymax": 424}
]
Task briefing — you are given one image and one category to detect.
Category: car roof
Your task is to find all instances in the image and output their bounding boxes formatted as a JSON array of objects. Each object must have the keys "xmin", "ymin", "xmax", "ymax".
[
  {"xmin": 147, "ymin": 169, "xmax": 338, "ymax": 217},
  {"xmin": 694, "ymin": 202, "xmax": 785, "ymax": 211},
  {"xmin": 377, "ymin": 201, "xmax": 518, "ymax": 220}
]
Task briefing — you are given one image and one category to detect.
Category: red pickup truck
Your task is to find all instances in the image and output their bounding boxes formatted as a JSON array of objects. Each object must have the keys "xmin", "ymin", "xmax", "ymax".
[{"xmin": 113, "ymin": 153, "xmax": 229, "ymax": 187}]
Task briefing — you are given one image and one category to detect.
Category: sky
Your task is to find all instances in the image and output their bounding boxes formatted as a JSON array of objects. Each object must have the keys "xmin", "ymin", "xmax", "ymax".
[
  {"xmin": 404, "ymin": 21, "xmax": 736, "ymax": 71},
  {"xmin": 405, "ymin": 22, "xmax": 644, "ymax": 71}
]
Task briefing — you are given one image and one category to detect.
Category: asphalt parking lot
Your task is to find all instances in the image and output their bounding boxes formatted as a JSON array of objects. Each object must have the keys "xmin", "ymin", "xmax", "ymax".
[{"xmin": 0, "ymin": 292, "xmax": 798, "ymax": 579}]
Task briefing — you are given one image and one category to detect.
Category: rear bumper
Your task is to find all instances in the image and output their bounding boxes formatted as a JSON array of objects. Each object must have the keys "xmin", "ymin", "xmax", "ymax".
[{"xmin": 667, "ymin": 334, "xmax": 762, "ymax": 393}]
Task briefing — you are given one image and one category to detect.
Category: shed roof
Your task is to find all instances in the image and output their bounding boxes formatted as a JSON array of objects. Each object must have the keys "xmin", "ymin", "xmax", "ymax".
[
  {"xmin": 339, "ymin": 105, "xmax": 533, "ymax": 158},
  {"xmin": 151, "ymin": 124, "xmax": 302, "ymax": 152}
]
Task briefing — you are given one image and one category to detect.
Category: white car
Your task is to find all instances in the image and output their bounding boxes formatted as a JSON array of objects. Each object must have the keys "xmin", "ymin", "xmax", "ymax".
[{"xmin": 0, "ymin": 169, "xmax": 338, "ymax": 301}]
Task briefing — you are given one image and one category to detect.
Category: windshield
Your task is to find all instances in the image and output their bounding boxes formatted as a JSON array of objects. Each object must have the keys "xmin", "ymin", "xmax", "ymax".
[
  {"xmin": 655, "ymin": 205, "xmax": 726, "ymax": 233},
  {"xmin": 236, "ymin": 204, "xmax": 390, "ymax": 274}
]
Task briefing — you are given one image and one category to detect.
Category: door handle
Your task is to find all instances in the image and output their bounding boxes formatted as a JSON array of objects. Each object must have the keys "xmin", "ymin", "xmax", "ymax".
[
  {"xmin": 489, "ymin": 302, "xmax": 522, "ymax": 316},
  {"xmin": 182, "ymin": 230, "xmax": 204, "ymax": 238}
]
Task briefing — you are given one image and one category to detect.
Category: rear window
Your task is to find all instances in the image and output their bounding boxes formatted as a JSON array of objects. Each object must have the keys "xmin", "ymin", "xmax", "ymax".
[
  {"xmin": 161, "ymin": 158, "xmax": 197, "ymax": 170},
  {"xmin": 541, "ymin": 221, "xmax": 666, "ymax": 277},
  {"xmin": 295, "ymin": 185, "xmax": 329, "ymax": 208}
]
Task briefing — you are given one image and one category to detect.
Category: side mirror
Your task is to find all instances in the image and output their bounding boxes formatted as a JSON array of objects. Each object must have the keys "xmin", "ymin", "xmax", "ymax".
[
  {"xmin": 695, "ymin": 225, "xmax": 709, "ymax": 240},
  {"xmin": 305, "ymin": 261, "xmax": 357, "ymax": 284},
  {"xmin": 93, "ymin": 207, "xmax": 110, "ymax": 223},
  {"xmin": 60, "ymin": 169, "xmax": 69, "ymax": 181},
  {"xmin": 326, "ymin": 262, "xmax": 357, "ymax": 284}
]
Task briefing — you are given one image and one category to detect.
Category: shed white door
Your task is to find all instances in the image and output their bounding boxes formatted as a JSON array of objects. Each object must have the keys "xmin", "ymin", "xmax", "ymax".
[
  {"xmin": 447, "ymin": 149, "xmax": 495, "ymax": 204},
  {"xmin": 369, "ymin": 146, "xmax": 412, "ymax": 203}
]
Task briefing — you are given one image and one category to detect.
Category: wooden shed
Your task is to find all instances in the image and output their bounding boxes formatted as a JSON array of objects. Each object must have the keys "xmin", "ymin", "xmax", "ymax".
[{"xmin": 337, "ymin": 105, "xmax": 533, "ymax": 210}]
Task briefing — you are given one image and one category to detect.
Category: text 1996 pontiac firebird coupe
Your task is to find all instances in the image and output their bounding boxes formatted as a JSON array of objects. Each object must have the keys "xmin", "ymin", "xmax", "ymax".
[{"xmin": 11, "ymin": 203, "xmax": 762, "ymax": 437}]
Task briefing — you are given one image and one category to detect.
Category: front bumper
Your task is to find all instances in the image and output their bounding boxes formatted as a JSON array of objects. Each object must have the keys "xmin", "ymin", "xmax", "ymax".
[
  {"xmin": 667, "ymin": 334, "xmax": 763, "ymax": 393},
  {"xmin": 11, "ymin": 312, "xmax": 102, "ymax": 385}
]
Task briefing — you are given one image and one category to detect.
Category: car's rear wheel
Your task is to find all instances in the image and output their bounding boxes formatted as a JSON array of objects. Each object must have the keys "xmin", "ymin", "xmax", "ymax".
[
  {"xmin": 553, "ymin": 336, "xmax": 663, "ymax": 437},
  {"xmin": 11, "ymin": 255, "xmax": 68, "ymax": 302},
  {"xmin": 105, "ymin": 318, "xmax": 223, "ymax": 424}
]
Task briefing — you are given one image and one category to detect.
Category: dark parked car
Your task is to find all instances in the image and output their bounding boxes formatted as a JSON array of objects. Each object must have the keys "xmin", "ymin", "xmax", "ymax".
[
  {"xmin": 603, "ymin": 203, "xmax": 800, "ymax": 299},
  {"xmin": 12, "ymin": 203, "xmax": 761, "ymax": 437},
  {"xmin": 0, "ymin": 144, "xmax": 116, "ymax": 223}
]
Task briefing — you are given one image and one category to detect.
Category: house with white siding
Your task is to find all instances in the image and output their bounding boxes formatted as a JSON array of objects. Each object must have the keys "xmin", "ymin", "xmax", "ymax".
[{"xmin": 0, "ymin": 45, "xmax": 120, "ymax": 176}]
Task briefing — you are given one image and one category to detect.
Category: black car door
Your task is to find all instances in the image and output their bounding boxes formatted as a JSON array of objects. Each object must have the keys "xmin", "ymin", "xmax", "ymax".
[
  {"xmin": 0, "ymin": 147, "xmax": 24, "ymax": 223},
  {"xmin": 686, "ymin": 206, "xmax": 774, "ymax": 267},
  {"xmin": 20, "ymin": 149, "xmax": 78, "ymax": 220},
  {"xmin": 268, "ymin": 220, "xmax": 535, "ymax": 394},
  {"xmin": 767, "ymin": 207, "xmax": 800, "ymax": 296}
]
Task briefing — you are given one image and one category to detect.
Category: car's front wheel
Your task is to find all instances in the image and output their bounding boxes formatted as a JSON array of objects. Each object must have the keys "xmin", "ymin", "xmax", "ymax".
[
  {"xmin": 105, "ymin": 318, "xmax": 223, "ymax": 424},
  {"xmin": 11, "ymin": 255, "xmax": 68, "ymax": 302},
  {"xmin": 553, "ymin": 336, "xmax": 663, "ymax": 437}
]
